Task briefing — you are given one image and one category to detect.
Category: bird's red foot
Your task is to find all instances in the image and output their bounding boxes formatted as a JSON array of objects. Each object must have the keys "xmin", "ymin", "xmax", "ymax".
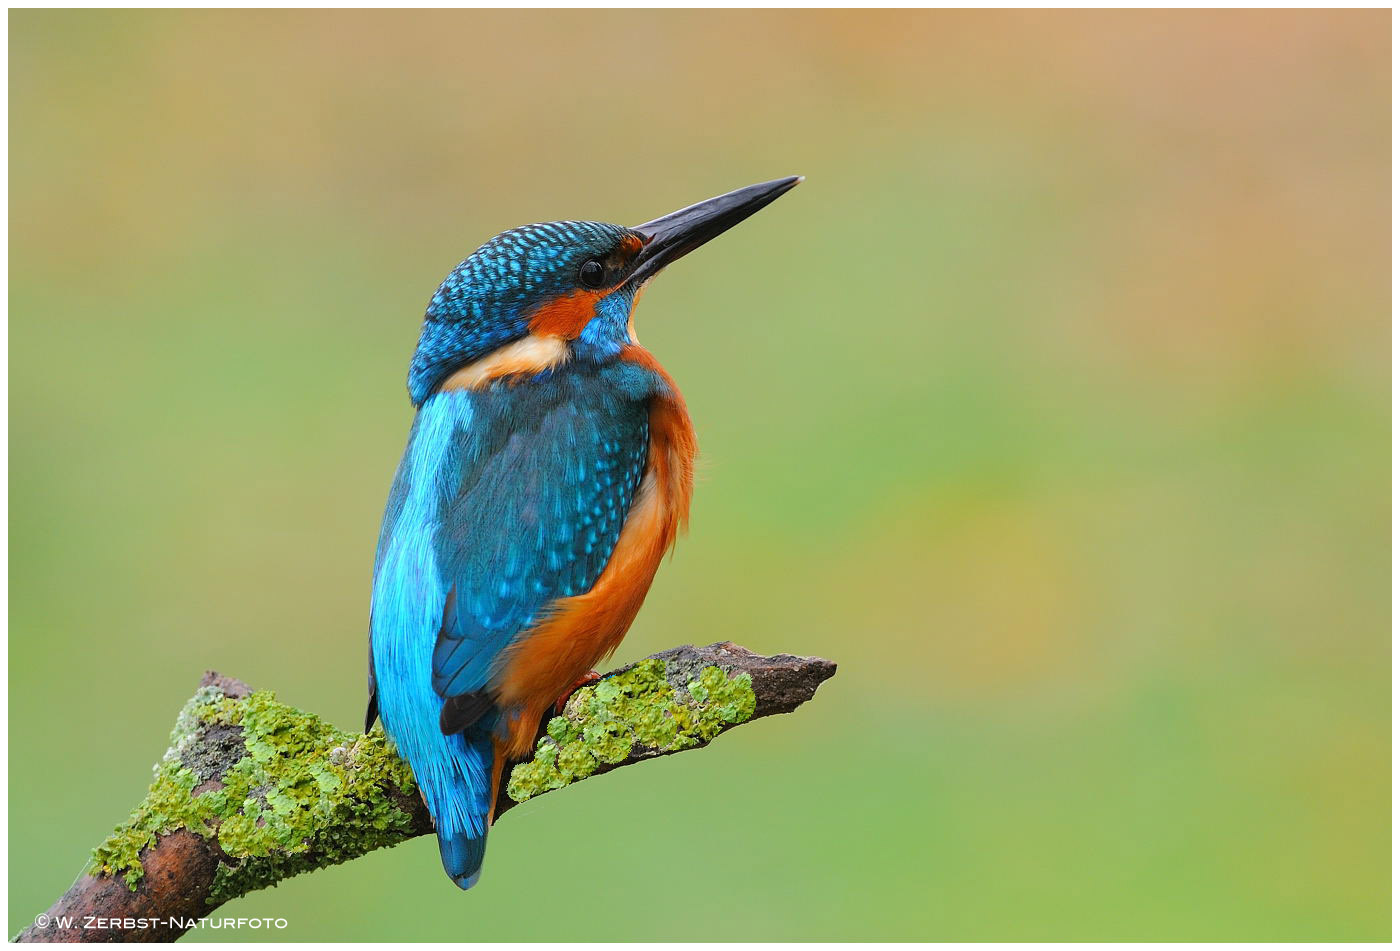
[{"xmin": 553, "ymin": 670, "xmax": 602, "ymax": 717}]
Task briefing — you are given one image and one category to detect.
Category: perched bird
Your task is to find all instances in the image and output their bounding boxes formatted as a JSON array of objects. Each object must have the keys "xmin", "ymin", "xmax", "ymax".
[{"xmin": 366, "ymin": 178, "xmax": 801, "ymax": 889}]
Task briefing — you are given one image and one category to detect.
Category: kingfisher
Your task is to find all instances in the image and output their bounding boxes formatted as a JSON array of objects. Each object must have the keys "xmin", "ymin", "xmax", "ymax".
[{"xmin": 365, "ymin": 177, "xmax": 801, "ymax": 889}]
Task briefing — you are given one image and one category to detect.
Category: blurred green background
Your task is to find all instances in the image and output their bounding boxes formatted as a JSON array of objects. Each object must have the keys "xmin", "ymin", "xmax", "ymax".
[{"xmin": 10, "ymin": 9, "xmax": 1389, "ymax": 941}]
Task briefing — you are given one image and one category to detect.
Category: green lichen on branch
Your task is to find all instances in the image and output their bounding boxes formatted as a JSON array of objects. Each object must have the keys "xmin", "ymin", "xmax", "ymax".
[
  {"xmin": 506, "ymin": 660, "xmax": 756, "ymax": 803},
  {"xmin": 89, "ymin": 688, "xmax": 419, "ymax": 902},
  {"xmin": 31, "ymin": 647, "xmax": 829, "ymax": 944}
]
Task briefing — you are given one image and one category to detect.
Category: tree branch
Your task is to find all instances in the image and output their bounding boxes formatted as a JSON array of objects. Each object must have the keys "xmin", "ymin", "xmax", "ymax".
[{"xmin": 18, "ymin": 642, "xmax": 836, "ymax": 943}]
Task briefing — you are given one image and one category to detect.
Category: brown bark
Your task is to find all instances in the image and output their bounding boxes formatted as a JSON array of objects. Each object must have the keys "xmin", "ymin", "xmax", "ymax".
[{"xmin": 18, "ymin": 642, "xmax": 835, "ymax": 943}]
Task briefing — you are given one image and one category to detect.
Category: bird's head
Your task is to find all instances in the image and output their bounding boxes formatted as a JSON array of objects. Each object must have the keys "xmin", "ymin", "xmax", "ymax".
[{"xmin": 407, "ymin": 177, "xmax": 801, "ymax": 404}]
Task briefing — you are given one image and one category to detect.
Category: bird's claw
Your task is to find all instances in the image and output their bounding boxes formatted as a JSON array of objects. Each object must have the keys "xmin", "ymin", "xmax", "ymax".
[{"xmin": 553, "ymin": 670, "xmax": 602, "ymax": 717}]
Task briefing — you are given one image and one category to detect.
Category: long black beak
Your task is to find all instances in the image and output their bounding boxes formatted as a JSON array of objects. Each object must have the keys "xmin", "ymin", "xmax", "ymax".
[{"xmin": 629, "ymin": 176, "xmax": 802, "ymax": 284}]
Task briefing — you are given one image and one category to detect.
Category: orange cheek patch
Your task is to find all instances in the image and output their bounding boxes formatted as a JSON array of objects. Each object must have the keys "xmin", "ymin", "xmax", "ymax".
[{"xmin": 527, "ymin": 289, "xmax": 606, "ymax": 338}]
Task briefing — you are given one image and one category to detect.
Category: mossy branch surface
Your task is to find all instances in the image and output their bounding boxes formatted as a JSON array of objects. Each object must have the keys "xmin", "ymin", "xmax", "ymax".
[{"xmin": 19, "ymin": 642, "xmax": 835, "ymax": 943}]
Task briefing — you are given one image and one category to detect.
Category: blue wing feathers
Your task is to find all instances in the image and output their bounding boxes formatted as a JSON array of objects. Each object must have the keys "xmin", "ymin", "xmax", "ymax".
[
  {"xmin": 368, "ymin": 359, "xmax": 662, "ymax": 889},
  {"xmin": 429, "ymin": 366, "xmax": 651, "ymax": 700}
]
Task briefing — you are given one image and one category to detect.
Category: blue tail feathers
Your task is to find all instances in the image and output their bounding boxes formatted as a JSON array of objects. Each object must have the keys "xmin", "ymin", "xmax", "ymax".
[
  {"xmin": 427, "ymin": 725, "xmax": 496, "ymax": 889},
  {"xmin": 437, "ymin": 828, "xmax": 487, "ymax": 890}
]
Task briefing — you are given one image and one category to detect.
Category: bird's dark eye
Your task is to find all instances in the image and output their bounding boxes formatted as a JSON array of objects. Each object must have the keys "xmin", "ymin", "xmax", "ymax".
[{"xmin": 579, "ymin": 259, "xmax": 606, "ymax": 289}]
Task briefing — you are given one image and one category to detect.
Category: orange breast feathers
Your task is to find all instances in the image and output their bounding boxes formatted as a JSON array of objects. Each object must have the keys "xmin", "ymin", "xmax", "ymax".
[{"xmin": 494, "ymin": 373, "xmax": 696, "ymax": 760}]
